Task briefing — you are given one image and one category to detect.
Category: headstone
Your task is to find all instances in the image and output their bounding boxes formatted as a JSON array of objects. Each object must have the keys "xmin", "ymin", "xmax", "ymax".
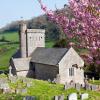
[
  {"xmin": 59, "ymin": 95, "xmax": 64, "ymax": 100},
  {"xmin": 70, "ymin": 82, "xmax": 75, "ymax": 88},
  {"xmin": 9, "ymin": 66, "xmax": 12, "ymax": 76},
  {"xmin": 92, "ymin": 77, "xmax": 94, "ymax": 82},
  {"xmin": 17, "ymin": 84, "xmax": 22, "ymax": 89},
  {"xmin": 81, "ymin": 93, "xmax": 89, "ymax": 100},
  {"xmin": 54, "ymin": 95, "xmax": 64, "ymax": 100},
  {"xmin": 48, "ymin": 79, "xmax": 51, "ymax": 83},
  {"xmin": 3, "ymin": 88, "xmax": 11, "ymax": 94},
  {"xmin": 21, "ymin": 88, "xmax": 27, "ymax": 94},
  {"xmin": 11, "ymin": 89, "xmax": 16, "ymax": 93},
  {"xmin": 23, "ymin": 96, "xmax": 36, "ymax": 100},
  {"xmin": 26, "ymin": 83, "xmax": 32, "ymax": 88},
  {"xmin": 0, "ymin": 83, "xmax": 9, "ymax": 89},
  {"xmin": 91, "ymin": 85, "xmax": 98, "ymax": 91},
  {"xmin": 16, "ymin": 89, "xmax": 21, "ymax": 94},
  {"xmin": 0, "ymin": 78, "xmax": 8, "ymax": 84},
  {"xmin": 64, "ymin": 83, "xmax": 70, "ymax": 90},
  {"xmin": 22, "ymin": 79, "xmax": 27, "ymax": 83},
  {"xmin": 75, "ymin": 83, "xmax": 81, "ymax": 91},
  {"xmin": 52, "ymin": 78, "xmax": 56, "ymax": 84},
  {"xmin": 85, "ymin": 84, "xmax": 91, "ymax": 90},
  {"xmin": 56, "ymin": 74, "xmax": 60, "ymax": 83},
  {"xmin": 9, "ymin": 76, "xmax": 17, "ymax": 83},
  {"xmin": 54, "ymin": 96, "xmax": 59, "ymax": 100},
  {"xmin": 68, "ymin": 93, "xmax": 77, "ymax": 100}
]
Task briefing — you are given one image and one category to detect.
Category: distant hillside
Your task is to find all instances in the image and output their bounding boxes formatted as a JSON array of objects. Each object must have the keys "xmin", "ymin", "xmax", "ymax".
[
  {"xmin": 0, "ymin": 6, "xmax": 72, "ymax": 40},
  {"xmin": 0, "ymin": 15, "xmax": 60, "ymax": 40}
]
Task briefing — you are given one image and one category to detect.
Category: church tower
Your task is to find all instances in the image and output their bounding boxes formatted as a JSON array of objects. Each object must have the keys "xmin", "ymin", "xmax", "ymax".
[{"xmin": 19, "ymin": 21, "xmax": 45, "ymax": 58}]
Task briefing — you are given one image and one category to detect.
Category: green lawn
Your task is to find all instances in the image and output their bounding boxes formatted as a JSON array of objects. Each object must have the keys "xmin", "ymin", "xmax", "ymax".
[
  {"xmin": 0, "ymin": 32, "xmax": 19, "ymax": 42},
  {"xmin": 0, "ymin": 75, "xmax": 100, "ymax": 100},
  {"xmin": 89, "ymin": 80, "xmax": 100, "ymax": 85}
]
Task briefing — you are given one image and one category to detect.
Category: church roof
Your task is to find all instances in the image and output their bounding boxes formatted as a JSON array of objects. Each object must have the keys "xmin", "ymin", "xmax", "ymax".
[{"xmin": 31, "ymin": 47, "xmax": 68, "ymax": 66}]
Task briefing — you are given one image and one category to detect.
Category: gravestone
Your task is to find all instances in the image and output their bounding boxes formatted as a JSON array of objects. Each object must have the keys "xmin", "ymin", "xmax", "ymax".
[
  {"xmin": 54, "ymin": 96, "xmax": 59, "ymax": 100},
  {"xmin": 23, "ymin": 96, "xmax": 36, "ymax": 100},
  {"xmin": 26, "ymin": 83, "xmax": 32, "ymax": 88},
  {"xmin": 16, "ymin": 89, "xmax": 21, "ymax": 94},
  {"xmin": 56, "ymin": 74, "xmax": 60, "ymax": 83},
  {"xmin": 68, "ymin": 93, "xmax": 77, "ymax": 100},
  {"xmin": 0, "ymin": 78, "xmax": 8, "ymax": 84},
  {"xmin": 59, "ymin": 95, "xmax": 64, "ymax": 100},
  {"xmin": 9, "ymin": 76, "xmax": 17, "ymax": 83},
  {"xmin": 21, "ymin": 88, "xmax": 27, "ymax": 94},
  {"xmin": 75, "ymin": 83, "xmax": 81, "ymax": 91},
  {"xmin": 81, "ymin": 93, "xmax": 89, "ymax": 100},
  {"xmin": 70, "ymin": 82, "xmax": 75, "ymax": 88},
  {"xmin": 91, "ymin": 85, "xmax": 98, "ymax": 91},
  {"xmin": 22, "ymin": 78, "xmax": 30, "ymax": 83},
  {"xmin": 48, "ymin": 79, "xmax": 51, "ymax": 83},
  {"xmin": 17, "ymin": 84, "xmax": 22, "ymax": 89},
  {"xmin": 54, "ymin": 95, "xmax": 64, "ymax": 100},
  {"xmin": 64, "ymin": 83, "xmax": 70, "ymax": 90},
  {"xmin": 0, "ymin": 83, "xmax": 9, "ymax": 89},
  {"xmin": 52, "ymin": 78, "xmax": 56, "ymax": 84},
  {"xmin": 3, "ymin": 88, "xmax": 11, "ymax": 94},
  {"xmin": 85, "ymin": 84, "xmax": 91, "ymax": 90}
]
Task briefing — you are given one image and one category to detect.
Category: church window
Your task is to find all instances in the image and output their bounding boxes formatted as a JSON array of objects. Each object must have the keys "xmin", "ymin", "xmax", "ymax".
[{"xmin": 69, "ymin": 68, "xmax": 74, "ymax": 76}]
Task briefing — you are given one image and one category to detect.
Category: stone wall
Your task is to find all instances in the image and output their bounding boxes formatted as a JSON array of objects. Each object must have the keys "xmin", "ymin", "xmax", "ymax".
[
  {"xmin": 27, "ymin": 29, "xmax": 45, "ymax": 56},
  {"xmin": 35, "ymin": 63, "xmax": 59, "ymax": 81},
  {"xmin": 59, "ymin": 47, "xmax": 84, "ymax": 85},
  {"xmin": 10, "ymin": 57, "xmax": 32, "ymax": 77}
]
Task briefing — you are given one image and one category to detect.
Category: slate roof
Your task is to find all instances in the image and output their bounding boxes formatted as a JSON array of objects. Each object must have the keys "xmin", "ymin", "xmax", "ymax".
[
  {"xmin": 31, "ymin": 47, "xmax": 68, "ymax": 66},
  {"xmin": 12, "ymin": 50, "xmax": 21, "ymax": 58}
]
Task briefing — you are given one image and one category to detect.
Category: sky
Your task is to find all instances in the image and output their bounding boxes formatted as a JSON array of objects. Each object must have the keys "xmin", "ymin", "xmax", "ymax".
[{"xmin": 0, "ymin": 0, "xmax": 68, "ymax": 28}]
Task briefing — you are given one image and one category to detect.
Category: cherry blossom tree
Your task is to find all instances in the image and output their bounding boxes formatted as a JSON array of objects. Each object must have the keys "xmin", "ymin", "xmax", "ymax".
[{"xmin": 37, "ymin": 0, "xmax": 100, "ymax": 72}]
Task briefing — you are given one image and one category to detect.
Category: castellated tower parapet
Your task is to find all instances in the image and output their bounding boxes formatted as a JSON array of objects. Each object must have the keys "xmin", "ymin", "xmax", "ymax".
[{"xmin": 19, "ymin": 21, "xmax": 45, "ymax": 58}]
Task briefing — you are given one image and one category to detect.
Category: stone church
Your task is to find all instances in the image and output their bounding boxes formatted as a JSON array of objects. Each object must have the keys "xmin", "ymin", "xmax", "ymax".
[{"xmin": 9, "ymin": 21, "xmax": 85, "ymax": 85}]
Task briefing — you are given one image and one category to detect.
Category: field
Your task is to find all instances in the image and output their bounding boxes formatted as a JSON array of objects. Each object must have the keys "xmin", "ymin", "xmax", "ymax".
[
  {"xmin": 0, "ymin": 32, "xmax": 55, "ymax": 70},
  {"xmin": 0, "ymin": 32, "xmax": 19, "ymax": 42}
]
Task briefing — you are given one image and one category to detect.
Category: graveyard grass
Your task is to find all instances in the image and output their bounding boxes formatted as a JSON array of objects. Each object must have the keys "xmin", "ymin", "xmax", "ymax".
[
  {"xmin": 0, "ymin": 75, "xmax": 100, "ymax": 100},
  {"xmin": 89, "ymin": 80, "xmax": 100, "ymax": 85}
]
